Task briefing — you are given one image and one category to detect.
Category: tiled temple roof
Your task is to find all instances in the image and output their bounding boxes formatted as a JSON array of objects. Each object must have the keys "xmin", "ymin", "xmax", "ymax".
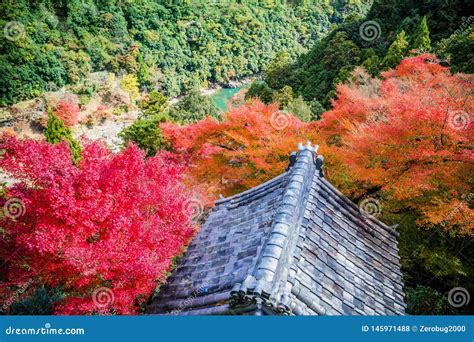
[{"xmin": 147, "ymin": 142, "xmax": 406, "ymax": 315}]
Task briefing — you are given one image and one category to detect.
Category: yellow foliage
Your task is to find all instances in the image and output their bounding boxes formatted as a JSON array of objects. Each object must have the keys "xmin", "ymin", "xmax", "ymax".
[{"xmin": 120, "ymin": 74, "xmax": 140, "ymax": 100}]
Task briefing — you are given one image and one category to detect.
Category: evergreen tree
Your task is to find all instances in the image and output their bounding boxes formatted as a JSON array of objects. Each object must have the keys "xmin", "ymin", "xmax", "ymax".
[
  {"xmin": 308, "ymin": 99, "xmax": 326, "ymax": 120},
  {"xmin": 44, "ymin": 111, "xmax": 81, "ymax": 164},
  {"xmin": 361, "ymin": 48, "xmax": 382, "ymax": 76},
  {"xmin": 168, "ymin": 89, "xmax": 219, "ymax": 123},
  {"xmin": 139, "ymin": 90, "xmax": 168, "ymax": 117},
  {"xmin": 286, "ymin": 96, "xmax": 312, "ymax": 122},
  {"xmin": 382, "ymin": 30, "xmax": 409, "ymax": 70},
  {"xmin": 119, "ymin": 114, "xmax": 169, "ymax": 157},
  {"xmin": 264, "ymin": 52, "xmax": 293, "ymax": 90},
  {"xmin": 136, "ymin": 52, "xmax": 151, "ymax": 89},
  {"xmin": 273, "ymin": 85, "xmax": 294, "ymax": 108},
  {"xmin": 411, "ymin": 16, "xmax": 431, "ymax": 51},
  {"xmin": 245, "ymin": 81, "xmax": 274, "ymax": 104},
  {"xmin": 442, "ymin": 29, "xmax": 474, "ymax": 73}
]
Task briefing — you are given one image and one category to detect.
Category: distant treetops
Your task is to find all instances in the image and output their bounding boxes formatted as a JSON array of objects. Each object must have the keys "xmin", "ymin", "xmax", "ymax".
[{"xmin": 0, "ymin": 0, "xmax": 368, "ymax": 106}]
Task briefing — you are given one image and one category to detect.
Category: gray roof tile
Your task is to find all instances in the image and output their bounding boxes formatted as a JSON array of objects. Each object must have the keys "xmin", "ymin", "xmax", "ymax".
[{"xmin": 147, "ymin": 142, "xmax": 405, "ymax": 315}]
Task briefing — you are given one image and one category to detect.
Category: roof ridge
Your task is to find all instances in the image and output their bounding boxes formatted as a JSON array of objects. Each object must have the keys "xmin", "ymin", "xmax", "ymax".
[
  {"xmin": 149, "ymin": 142, "xmax": 406, "ymax": 316},
  {"xmin": 230, "ymin": 141, "xmax": 319, "ymax": 314}
]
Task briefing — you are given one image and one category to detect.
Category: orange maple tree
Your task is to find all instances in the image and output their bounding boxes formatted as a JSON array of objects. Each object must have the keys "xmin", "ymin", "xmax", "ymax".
[
  {"xmin": 316, "ymin": 54, "xmax": 473, "ymax": 235},
  {"xmin": 163, "ymin": 55, "xmax": 471, "ymax": 235},
  {"xmin": 161, "ymin": 100, "xmax": 315, "ymax": 198}
]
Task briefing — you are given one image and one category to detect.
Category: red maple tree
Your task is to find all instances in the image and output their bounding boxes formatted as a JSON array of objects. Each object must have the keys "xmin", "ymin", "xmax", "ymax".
[
  {"xmin": 0, "ymin": 137, "xmax": 196, "ymax": 314},
  {"xmin": 55, "ymin": 100, "xmax": 80, "ymax": 127}
]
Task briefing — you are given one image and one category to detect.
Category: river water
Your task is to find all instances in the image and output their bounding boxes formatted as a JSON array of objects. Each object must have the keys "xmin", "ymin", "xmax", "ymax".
[{"xmin": 210, "ymin": 86, "xmax": 245, "ymax": 112}]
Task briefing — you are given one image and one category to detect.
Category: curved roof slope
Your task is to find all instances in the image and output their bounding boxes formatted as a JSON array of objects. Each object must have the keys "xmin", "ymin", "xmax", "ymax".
[
  {"xmin": 147, "ymin": 142, "xmax": 406, "ymax": 315},
  {"xmin": 287, "ymin": 176, "xmax": 405, "ymax": 315},
  {"xmin": 147, "ymin": 172, "xmax": 290, "ymax": 315}
]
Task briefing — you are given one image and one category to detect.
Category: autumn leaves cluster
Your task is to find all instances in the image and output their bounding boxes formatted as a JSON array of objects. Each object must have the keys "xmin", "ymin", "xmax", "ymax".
[
  {"xmin": 166, "ymin": 54, "xmax": 472, "ymax": 235},
  {"xmin": 0, "ymin": 55, "xmax": 471, "ymax": 314}
]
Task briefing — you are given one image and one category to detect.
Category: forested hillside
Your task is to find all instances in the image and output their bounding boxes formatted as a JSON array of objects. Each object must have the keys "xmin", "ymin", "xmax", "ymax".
[
  {"xmin": 0, "ymin": 0, "xmax": 370, "ymax": 106},
  {"xmin": 0, "ymin": 0, "xmax": 472, "ymax": 317},
  {"xmin": 247, "ymin": 0, "xmax": 473, "ymax": 112}
]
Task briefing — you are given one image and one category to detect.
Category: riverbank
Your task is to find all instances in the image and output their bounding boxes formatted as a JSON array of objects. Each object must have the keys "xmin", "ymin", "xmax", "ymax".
[
  {"xmin": 169, "ymin": 75, "xmax": 257, "ymax": 106},
  {"xmin": 0, "ymin": 73, "xmax": 257, "ymax": 158}
]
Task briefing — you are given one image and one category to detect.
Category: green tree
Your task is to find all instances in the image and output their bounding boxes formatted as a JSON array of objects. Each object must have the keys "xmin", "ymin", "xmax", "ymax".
[
  {"xmin": 360, "ymin": 48, "xmax": 382, "ymax": 75},
  {"xmin": 264, "ymin": 52, "xmax": 293, "ymax": 90},
  {"xmin": 139, "ymin": 90, "xmax": 168, "ymax": 117},
  {"xmin": 285, "ymin": 96, "xmax": 312, "ymax": 122},
  {"xmin": 245, "ymin": 81, "xmax": 274, "ymax": 104},
  {"xmin": 273, "ymin": 85, "xmax": 294, "ymax": 108},
  {"xmin": 320, "ymin": 32, "xmax": 361, "ymax": 72},
  {"xmin": 308, "ymin": 99, "xmax": 326, "ymax": 120},
  {"xmin": 168, "ymin": 89, "xmax": 219, "ymax": 123},
  {"xmin": 382, "ymin": 30, "xmax": 409, "ymax": 70},
  {"xmin": 44, "ymin": 111, "xmax": 81, "ymax": 164},
  {"xmin": 411, "ymin": 16, "xmax": 431, "ymax": 52},
  {"xmin": 437, "ymin": 29, "xmax": 474, "ymax": 73},
  {"xmin": 119, "ymin": 113, "xmax": 169, "ymax": 157},
  {"xmin": 136, "ymin": 52, "xmax": 151, "ymax": 89}
]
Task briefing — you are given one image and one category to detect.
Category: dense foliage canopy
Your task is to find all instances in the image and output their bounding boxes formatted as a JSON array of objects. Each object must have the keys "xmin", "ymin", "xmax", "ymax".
[
  {"xmin": 0, "ymin": 138, "xmax": 195, "ymax": 314},
  {"xmin": 247, "ymin": 0, "xmax": 473, "ymax": 112},
  {"xmin": 0, "ymin": 0, "xmax": 369, "ymax": 105},
  {"xmin": 162, "ymin": 100, "xmax": 315, "ymax": 197},
  {"xmin": 316, "ymin": 55, "xmax": 473, "ymax": 237}
]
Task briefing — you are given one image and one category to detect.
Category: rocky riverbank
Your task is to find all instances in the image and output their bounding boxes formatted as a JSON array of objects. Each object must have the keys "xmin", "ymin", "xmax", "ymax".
[{"xmin": 0, "ymin": 73, "xmax": 257, "ymax": 156}]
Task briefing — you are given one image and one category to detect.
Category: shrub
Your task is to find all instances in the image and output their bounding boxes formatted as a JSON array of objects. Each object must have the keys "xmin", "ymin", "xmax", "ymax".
[
  {"xmin": 70, "ymin": 81, "xmax": 98, "ymax": 107},
  {"xmin": 245, "ymin": 81, "xmax": 274, "ymax": 104},
  {"xmin": 55, "ymin": 100, "xmax": 80, "ymax": 127},
  {"xmin": 120, "ymin": 74, "xmax": 140, "ymax": 101},
  {"xmin": 406, "ymin": 286, "xmax": 452, "ymax": 315},
  {"xmin": 119, "ymin": 113, "xmax": 170, "ymax": 157},
  {"xmin": 168, "ymin": 89, "xmax": 219, "ymax": 123},
  {"xmin": 0, "ymin": 138, "xmax": 196, "ymax": 314},
  {"xmin": 9, "ymin": 286, "xmax": 65, "ymax": 315},
  {"xmin": 44, "ymin": 111, "xmax": 82, "ymax": 164},
  {"xmin": 139, "ymin": 90, "xmax": 168, "ymax": 117},
  {"xmin": 285, "ymin": 96, "xmax": 312, "ymax": 122},
  {"xmin": 272, "ymin": 85, "xmax": 294, "ymax": 108},
  {"xmin": 83, "ymin": 105, "xmax": 112, "ymax": 126}
]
